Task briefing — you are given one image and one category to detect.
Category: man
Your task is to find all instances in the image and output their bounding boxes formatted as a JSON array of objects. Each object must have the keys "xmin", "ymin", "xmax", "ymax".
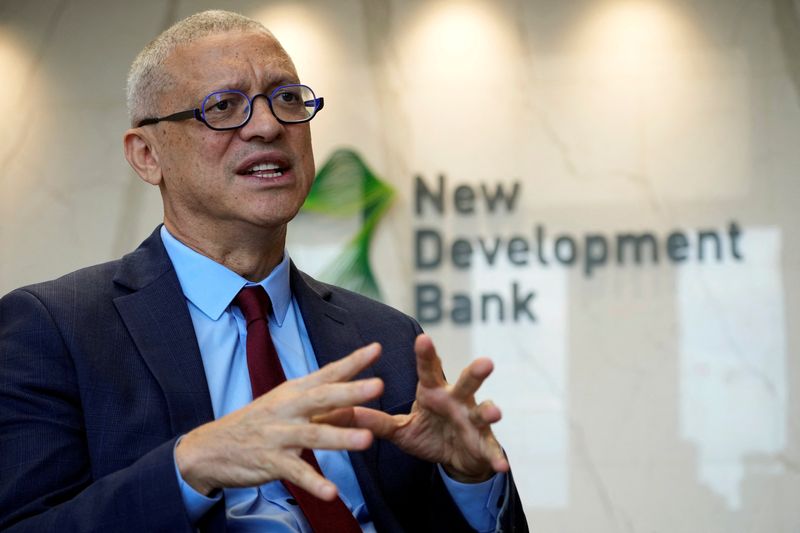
[{"xmin": 0, "ymin": 10, "xmax": 527, "ymax": 532}]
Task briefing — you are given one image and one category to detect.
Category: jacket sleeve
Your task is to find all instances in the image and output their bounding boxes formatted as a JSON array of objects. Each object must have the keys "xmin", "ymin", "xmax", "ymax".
[{"xmin": 0, "ymin": 288, "xmax": 194, "ymax": 533}]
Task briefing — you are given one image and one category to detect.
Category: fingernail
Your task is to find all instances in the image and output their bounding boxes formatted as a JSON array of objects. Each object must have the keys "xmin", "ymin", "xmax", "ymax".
[
  {"xmin": 320, "ymin": 482, "xmax": 336, "ymax": 499},
  {"xmin": 362, "ymin": 378, "xmax": 382, "ymax": 394},
  {"xmin": 351, "ymin": 430, "xmax": 370, "ymax": 447}
]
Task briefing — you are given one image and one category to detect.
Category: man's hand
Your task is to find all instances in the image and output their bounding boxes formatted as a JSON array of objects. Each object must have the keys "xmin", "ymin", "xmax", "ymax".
[
  {"xmin": 320, "ymin": 334, "xmax": 509, "ymax": 483},
  {"xmin": 175, "ymin": 343, "xmax": 383, "ymax": 500}
]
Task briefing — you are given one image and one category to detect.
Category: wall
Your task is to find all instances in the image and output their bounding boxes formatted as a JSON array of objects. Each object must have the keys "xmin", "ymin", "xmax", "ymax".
[{"xmin": 1, "ymin": 0, "xmax": 798, "ymax": 531}]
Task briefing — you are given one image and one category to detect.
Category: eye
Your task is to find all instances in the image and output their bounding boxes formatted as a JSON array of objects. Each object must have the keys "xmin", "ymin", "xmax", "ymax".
[
  {"xmin": 203, "ymin": 91, "xmax": 248, "ymax": 115},
  {"xmin": 201, "ymin": 91, "xmax": 249, "ymax": 128},
  {"xmin": 206, "ymin": 97, "xmax": 236, "ymax": 114},
  {"xmin": 274, "ymin": 90, "xmax": 302, "ymax": 105}
]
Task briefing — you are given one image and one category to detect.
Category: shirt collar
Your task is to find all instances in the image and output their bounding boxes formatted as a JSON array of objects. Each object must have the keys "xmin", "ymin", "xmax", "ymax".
[{"xmin": 160, "ymin": 226, "xmax": 292, "ymax": 325}]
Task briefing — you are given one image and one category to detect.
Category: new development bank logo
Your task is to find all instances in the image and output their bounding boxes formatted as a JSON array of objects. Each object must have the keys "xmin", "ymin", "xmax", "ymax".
[
  {"xmin": 297, "ymin": 149, "xmax": 746, "ymax": 328},
  {"xmin": 298, "ymin": 148, "xmax": 394, "ymax": 300}
]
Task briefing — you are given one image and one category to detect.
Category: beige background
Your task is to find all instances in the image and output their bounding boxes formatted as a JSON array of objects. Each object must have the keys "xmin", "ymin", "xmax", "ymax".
[{"xmin": 2, "ymin": 0, "xmax": 799, "ymax": 531}]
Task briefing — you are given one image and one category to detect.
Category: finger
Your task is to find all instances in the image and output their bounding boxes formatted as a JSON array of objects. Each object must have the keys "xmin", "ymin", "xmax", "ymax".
[
  {"xmin": 452, "ymin": 358, "xmax": 494, "ymax": 401},
  {"xmin": 281, "ymin": 455, "xmax": 340, "ymax": 501},
  {"xmin": 312, "ymin": 407, "xmax": 356, "ymax": 427},
  {"xmin": 414, "ymin": 334, "xmax": 446, "ymax": 389},
  {"xmin": 300, "ymin": 343, "xmax": 382, "ymax": 388},
  {"xmin": 346, "ymin": 406, "xmax": 406, "ymax": 439},
  {"xmin": 492, "ymin": 455, "xmax": 510, "ymax": 473},
  {"xmin": 283, "ymin": 423, "xmax": 374, "ymax": 451},
  {"xmin": 469, "ymin": 400, "xmax": 502, "ymax": 428},
  {"xmin": 487, "ymin": 444, "xmax": 510, "ymax": 473},
  {"xmin": 464, "ymin": 430, "xmax": 509, "ymax": 475},
  {"xmin": 288, "ymin": 378, "xmax": 384, "ymax": 417},
  {"xmin": 480, "ymin": 430, "xmax": 510, "ymax": 473}
]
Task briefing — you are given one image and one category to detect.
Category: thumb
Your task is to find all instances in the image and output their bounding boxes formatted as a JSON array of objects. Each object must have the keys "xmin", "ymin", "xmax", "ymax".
[
  {"xmin": 349, "ymin": 407, "xmax": 406, "ymax": 439},
  {"xmin": 312, "ymin": 407, "xmax": 357, "ymax": 427}
]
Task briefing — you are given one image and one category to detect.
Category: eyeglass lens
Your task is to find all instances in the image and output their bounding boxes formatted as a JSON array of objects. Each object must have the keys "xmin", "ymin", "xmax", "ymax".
[{"xmin": 201, "ymin": 85, "xmax": 317, "ymax": 128}]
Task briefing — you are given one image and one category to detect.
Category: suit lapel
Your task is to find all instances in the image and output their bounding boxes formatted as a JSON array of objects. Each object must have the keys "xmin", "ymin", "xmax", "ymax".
[
  {"xmin": 289, "ymin": 266, "xmax": 408, "ymax": 530},
  {"xmin": 289, "ymin": 265, "xmax": 378, "ymax": 406},
  {"xmin": 113, "ymin": 228, "xmax": 215, "ymax": 435}
]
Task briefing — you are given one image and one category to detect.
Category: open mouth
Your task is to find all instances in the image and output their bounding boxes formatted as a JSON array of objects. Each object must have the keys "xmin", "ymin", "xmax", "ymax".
[{"xmin": 242, "ymin": 162, "xmax": 286, "ymax": 179}]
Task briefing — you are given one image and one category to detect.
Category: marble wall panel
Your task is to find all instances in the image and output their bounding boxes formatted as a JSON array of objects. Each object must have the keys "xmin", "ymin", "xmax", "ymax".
[{"xmin": 1, "ymin": 0, "xmax": 798, "ymax": 531}]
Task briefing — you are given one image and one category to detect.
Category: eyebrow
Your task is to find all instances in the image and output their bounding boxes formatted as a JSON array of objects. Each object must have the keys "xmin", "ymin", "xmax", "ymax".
[{"xmin": 201, "ymin": 73, "xmax": 301, "ymax": 96}]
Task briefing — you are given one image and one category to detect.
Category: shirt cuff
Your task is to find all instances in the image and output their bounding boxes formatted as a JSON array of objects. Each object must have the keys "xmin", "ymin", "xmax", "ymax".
[
  {"xmin": 437, "ymin": 464, "xmax": 507, "ymax": 533},
  {"xmin": 173, "ymin": 436, "xmax": 222, "ymax": 524}
]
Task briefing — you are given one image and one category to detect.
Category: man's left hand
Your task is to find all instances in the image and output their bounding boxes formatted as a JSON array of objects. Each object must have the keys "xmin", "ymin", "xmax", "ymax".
[{"xmin": 318, "ymin": 334, "xmax": 509, "ymax": 483}]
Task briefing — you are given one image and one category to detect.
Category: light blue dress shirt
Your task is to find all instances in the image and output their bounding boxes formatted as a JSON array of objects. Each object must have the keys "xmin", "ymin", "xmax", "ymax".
[{"xmin": 161, "ymin": 226, "xmax": 505, "ymax": 532}]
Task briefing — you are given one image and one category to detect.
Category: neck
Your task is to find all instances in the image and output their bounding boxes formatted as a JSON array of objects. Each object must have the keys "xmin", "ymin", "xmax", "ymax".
[{"xmin": 163, "ymin": 218, "xmax": 287, "ymax": 282}]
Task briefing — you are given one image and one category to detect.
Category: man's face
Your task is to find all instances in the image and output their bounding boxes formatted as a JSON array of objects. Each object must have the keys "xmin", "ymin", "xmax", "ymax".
[{"xmin": 152, "ymin": 31, "xmax": 316, "ymax": 234}]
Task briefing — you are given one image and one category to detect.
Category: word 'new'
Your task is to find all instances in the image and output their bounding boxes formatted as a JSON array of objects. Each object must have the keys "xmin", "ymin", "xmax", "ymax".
[{"xmin": 415, "ymin": 175, "xmax": 521, "ymax": 215}]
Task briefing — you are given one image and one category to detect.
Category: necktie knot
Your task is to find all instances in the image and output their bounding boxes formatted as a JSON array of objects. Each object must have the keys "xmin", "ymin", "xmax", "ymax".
[{"xmin": 234, "ymin": 285, "xmax": 272, "ymax": 327}]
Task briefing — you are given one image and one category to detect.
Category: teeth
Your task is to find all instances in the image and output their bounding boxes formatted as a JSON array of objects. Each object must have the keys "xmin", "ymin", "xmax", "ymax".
[
  {"xmin": 247, "ymin": 162, "xmax": 280, "ymax": 173},
  {"xmin": 256, "ymin": 170, "xmax": 283, "ymax": 178}
]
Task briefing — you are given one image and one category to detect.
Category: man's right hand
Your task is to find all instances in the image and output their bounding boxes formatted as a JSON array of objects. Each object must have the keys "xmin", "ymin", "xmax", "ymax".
[{"xmin": 174, "ymin": 343, "xmax": 383, "ymax": 500}]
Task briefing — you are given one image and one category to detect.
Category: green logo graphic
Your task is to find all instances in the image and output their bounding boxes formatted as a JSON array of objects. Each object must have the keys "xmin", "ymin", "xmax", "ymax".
[{"xmin": 301, "ymin": 149, "xmax": 395, "ymax": 300}]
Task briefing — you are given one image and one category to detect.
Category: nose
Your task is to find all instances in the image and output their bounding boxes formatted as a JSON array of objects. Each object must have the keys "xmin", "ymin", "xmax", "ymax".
[{"xmin": 238, "ymin": 94, "xmax": 282, "ymax": 142}]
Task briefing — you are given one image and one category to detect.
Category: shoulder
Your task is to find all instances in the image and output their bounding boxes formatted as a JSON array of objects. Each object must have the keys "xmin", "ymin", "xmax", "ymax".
[
  {"xmin": 2, "ymin": 259, "xmax": 123, "ymax": 309},
  {"xmin": 1, "ymin": 226, "xmax": 169, "ymax": 318},
  {"xmin": 0, "ymin": 259, "xmax": 127, "ymax": 343}
]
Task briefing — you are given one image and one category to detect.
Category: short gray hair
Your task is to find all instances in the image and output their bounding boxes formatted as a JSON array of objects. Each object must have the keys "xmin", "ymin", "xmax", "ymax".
[{"xmin": 126, "ymin": 10, "xmax": 272, "ymax": 126}]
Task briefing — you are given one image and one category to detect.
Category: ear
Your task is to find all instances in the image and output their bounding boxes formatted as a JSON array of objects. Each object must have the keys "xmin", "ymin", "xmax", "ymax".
[{"xmin": 123, "ymin": 128, "xmax": 163, "ymax": 186}]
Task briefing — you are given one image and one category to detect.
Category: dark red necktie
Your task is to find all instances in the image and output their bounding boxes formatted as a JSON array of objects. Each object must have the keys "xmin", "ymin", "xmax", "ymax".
[{"xmin": 234, "ymin": 286, "xmax": 362, "ymax": 533}]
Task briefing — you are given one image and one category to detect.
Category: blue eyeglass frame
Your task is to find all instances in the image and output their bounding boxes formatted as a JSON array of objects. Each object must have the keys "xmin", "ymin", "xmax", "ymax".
[{"xmin": 136, "ymin": 84, "xmax": 324, "ymax": 130}]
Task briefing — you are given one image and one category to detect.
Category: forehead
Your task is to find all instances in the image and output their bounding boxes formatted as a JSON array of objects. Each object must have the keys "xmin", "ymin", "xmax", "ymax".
[{"xmin": 164, "ymin": 31, "xmax": 298, "ymax": 95}]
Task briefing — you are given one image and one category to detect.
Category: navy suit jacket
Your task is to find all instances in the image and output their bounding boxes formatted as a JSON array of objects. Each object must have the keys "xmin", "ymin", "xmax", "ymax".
[{"xmin": 0, "ymin": 228, "xmax": 527, "ymax": 532}]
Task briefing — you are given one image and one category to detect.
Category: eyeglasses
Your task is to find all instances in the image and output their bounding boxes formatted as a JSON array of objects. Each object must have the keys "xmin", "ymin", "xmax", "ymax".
[{"xmin": 136, "ymin": 84, "xmax": 324, "ymax": 130}]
